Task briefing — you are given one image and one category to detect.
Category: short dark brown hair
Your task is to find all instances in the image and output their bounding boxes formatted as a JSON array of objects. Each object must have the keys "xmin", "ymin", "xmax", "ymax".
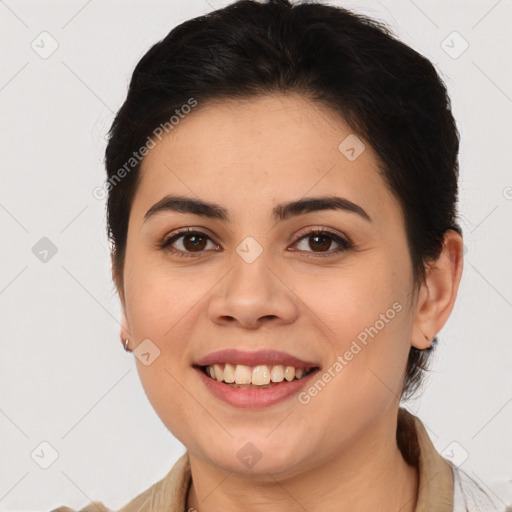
[{"xmin": 104, "ymin": 0, "xmax": 462, "ymax": 400}]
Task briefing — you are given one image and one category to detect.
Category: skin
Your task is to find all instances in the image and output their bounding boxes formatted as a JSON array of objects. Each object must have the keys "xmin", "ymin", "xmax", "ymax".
[{"xmin": 117, "ymin": 93, "xmax": 463, "ymax": 512}]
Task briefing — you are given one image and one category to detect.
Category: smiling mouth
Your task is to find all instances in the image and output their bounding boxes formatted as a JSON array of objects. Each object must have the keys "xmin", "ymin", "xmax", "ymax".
[{"xmin": 197, "ymin": 363, "xmax": 320, "ymax": 389}]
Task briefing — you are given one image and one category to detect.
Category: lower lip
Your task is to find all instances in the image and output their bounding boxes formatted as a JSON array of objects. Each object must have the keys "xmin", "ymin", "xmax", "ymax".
[{"xmin": 194, "ymin": 366, "xmax": 320, "ymax": 409}]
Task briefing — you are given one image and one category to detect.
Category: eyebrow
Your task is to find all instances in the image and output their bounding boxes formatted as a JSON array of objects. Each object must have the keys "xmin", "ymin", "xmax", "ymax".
[{"xmin": 143, "ymin": 194, "xmax": 372, "ymax": 224}]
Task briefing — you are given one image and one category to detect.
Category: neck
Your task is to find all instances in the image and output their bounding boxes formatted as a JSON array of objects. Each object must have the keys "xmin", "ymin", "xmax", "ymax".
[{"xmin": 186, "ymin": 410, "xmax": 419, "ymax": 512}]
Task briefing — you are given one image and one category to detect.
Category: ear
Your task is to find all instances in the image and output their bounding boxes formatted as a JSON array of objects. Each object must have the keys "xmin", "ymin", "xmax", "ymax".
[
  {"xmin": 111, "ymin": 254, "xmax": 131, "ymax": 346},
  {"xmin": 411, "ymin": 229, "xmax": 464, "ymax": 349},
  {"xmin": 120, "ymin": 308, "xmax": 131, "ymax": 345}
]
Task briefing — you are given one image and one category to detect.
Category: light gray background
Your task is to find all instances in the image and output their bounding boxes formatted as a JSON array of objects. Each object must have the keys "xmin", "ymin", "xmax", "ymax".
[{"xmin": 1, "ymin": 0, "xmax": 511, "ymax": 510}]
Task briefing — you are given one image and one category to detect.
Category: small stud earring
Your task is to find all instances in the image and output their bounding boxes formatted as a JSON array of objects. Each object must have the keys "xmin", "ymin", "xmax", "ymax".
[
  {"xmin": 424, "ymin": 334, "xmax": 436, "ymax": 349},
  {"xmin": 123, "ymin": 338, "xmax": 131, "ymax": 352}
]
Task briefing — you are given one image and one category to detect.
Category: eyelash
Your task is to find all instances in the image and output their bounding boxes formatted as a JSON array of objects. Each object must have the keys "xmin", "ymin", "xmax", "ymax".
[{"xmin": 158, "ymin": 227, "xmax": 352, "ymax": 258}]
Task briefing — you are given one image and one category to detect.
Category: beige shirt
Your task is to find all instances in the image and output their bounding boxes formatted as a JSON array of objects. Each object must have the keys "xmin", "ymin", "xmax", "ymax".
[{"xmin": 51, "ymin": 408, "xmax": 498, "ymax": 512}]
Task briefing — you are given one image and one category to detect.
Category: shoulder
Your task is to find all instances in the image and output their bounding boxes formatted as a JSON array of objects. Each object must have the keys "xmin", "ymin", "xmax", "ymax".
[
  {"xmin": 50, "ymin": 452, "xmax": 191, "ymax": 512},
  {"xmin": 49, "ymin": 489, "xmax": 153, "ymax": 512},
  {"xmin": 451, "ymin": 465, "xmax": 504, "ymax": 512},
  {"xmin": 49, "ymin": 485, "xmax": 153, "ymax": 512},
  {"xmin": 50, "ymin": 503, "xmax": 111, "ymax": 512}
]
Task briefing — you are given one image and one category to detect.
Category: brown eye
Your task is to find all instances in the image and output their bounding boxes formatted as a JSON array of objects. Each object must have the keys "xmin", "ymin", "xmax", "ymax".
[
  {"xmin": 180, "ymin": 233, "xmax": 208, "ymax": 252},
  {"xmin": 159, "ymin": 227, "xmax": 351, "ymax": 258},
  {"xmin": 306, "ymin": 233, "xmax": 331, "ymax": 252},
  {"xmin": 160, "ymin": 229, "xmax": 219, "ymax": 257},
  {"xmin": 291, "ymin": 229, "xmax": 352, "ymax": 257}
]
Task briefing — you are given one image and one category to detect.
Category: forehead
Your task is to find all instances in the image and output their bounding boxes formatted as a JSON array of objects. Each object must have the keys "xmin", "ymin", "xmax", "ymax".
[{"xmin": 133, "ymin": 93, "xmax": 399, "ymax": 227}]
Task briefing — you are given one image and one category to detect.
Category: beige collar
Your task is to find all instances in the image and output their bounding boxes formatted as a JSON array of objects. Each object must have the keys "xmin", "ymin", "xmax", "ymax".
[{"xmin": 397, "ymin": 407, "xmax": 454, "ymax": 511}]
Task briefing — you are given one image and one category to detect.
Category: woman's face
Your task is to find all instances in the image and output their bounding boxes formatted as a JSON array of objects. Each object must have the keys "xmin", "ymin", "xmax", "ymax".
[{"xmin": 120, "ymin": 93, "xmax": 425, "ymax": 477}]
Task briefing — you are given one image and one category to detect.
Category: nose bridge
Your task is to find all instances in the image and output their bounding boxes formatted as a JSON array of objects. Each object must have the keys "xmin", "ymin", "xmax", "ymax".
[
  {"xmin": 207, "ymin": 240, "xmax": 298, "ymax": 327},
  {"xmin": 229, "ymin": 245, "xmax": 275, "ymax": 299}
]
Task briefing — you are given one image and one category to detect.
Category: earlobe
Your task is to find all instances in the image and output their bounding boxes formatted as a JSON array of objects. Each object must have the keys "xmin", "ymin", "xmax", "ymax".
[
  {"xmin": 114, "ymin": 264, "xmax": 130, "ymax": 350},
  {"xmin": 120, "ymin": 310, "xmax": 131, "ymax": 351},
  {"xmin": 411, "ymin": 229, "xmax": 464, "ymax": 350}
]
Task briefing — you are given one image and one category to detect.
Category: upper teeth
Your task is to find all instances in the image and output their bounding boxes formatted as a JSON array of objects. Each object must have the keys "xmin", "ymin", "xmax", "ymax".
[{"xmin": 205, "ymin": 363, "xmax": 311, "ymax": 385}]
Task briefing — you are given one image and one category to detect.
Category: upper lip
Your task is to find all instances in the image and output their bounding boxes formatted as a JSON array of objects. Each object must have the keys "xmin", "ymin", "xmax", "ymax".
[{"xmin": 194, "ymin": 349, "xmax": 320, "ymax": 369}]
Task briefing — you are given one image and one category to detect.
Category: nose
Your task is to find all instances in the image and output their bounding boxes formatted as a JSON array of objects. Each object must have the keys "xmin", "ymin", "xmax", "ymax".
[{"xmin": 207, "ymin": 255, "xmax": 298, "ymax": 329}]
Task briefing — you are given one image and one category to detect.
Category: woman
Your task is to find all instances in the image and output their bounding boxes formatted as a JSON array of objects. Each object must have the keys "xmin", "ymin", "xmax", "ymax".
[{"xmin": 52, "ymin": 0, "xmax": 501, "ymax": 510}]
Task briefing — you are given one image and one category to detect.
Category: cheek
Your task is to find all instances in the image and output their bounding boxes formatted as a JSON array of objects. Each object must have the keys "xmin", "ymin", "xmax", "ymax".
[
  {"xmin": 293, "ymin": 261, "xmax": 411, "ymax": 402},
  {"xmin": 293, "ymin": 259, "xmax": 407, "ymax": 336},
  {"xmin": 124, "ymin": 262, "xmax": 203, "ymax": 344},
  {"xmin": 124, "ymin": 269, "xmax": 203, "ymax": 442}
]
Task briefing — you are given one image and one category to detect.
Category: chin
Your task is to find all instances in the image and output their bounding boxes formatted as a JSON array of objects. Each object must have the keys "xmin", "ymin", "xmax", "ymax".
[{"xmin": 194, "ymin": 435, "xmax": 314, "ymax": 479}]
